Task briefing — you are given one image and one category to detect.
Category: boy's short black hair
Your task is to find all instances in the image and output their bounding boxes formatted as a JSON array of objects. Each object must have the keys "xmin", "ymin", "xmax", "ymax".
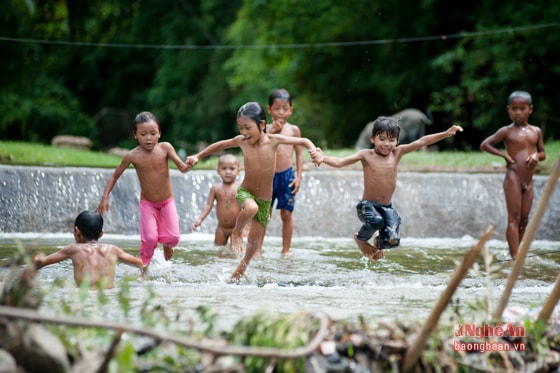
[
  {"xmin": 371, "ymin": 116, "xmax": 400, "ymax": 139},
  {"xmin": 133, "ymin": 111, "xmax": 161, "ymax": 131},
  {"xmin": 75, "ymin": 210, "xmax": 103, "ymax": 240},
  {"xmin": 508, "ymin": 91, "xmax": 532, "ymax": 105},
  {"xmin": 268, "ymin": 89, "xmax": 292, "ymax": 106}
]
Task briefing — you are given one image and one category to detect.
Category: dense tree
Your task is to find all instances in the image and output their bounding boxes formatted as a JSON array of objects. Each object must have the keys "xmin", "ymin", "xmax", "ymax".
[
  {"xmin": 1, "ymin": 0, "xmax": 558, "ymax": 149},
  {"xmin": 0, "ymin": 0, "xmax": 95, "ymax": 142}
]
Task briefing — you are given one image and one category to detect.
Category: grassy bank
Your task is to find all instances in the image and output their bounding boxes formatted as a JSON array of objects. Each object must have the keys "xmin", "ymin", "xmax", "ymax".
[{"xmin": 1, "ymin": 140, "xmax": 559, "ymax": 173}]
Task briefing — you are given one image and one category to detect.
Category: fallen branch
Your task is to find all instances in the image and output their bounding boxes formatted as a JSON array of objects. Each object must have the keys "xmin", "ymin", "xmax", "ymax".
[
  {"xmin": 401, "ymin": 226, "xmax": 493, "ymax": 372},
  {"xmin": 0, "ymin": 305, "xmax": 329, "ymax": 359},
  {"xmin": 538, "ymin": 272, "xmax": 560, "ymax": 323}
]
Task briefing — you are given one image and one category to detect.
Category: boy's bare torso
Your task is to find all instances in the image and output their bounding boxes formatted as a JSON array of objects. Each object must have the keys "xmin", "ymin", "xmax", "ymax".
[
  {"xmin": 215, "ymin": 182, "xmax": 241, "ymax": 231},
  {"xmin": 269, "ymin": 122, "xmax": 301, "ymax": 172},
  {"xmin": 239, "ymin": 136, "xmax": 278, "ymax": 200},
  {"xmin": 360, "ymin": 149, "xmax": 400, "ymax": 205},
  {"xmin": 503, "ymin": 124, "xmax": 542, "ymax": 184},
  {"xmin": 129, "ymin": 143, "xmax": 174, "ymax": 202}
]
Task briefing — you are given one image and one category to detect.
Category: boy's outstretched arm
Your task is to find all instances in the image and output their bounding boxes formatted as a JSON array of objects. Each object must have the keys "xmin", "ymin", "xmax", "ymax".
[
  {"xmin": 115, "ymin": 246, "xmax": 146, "ymax": 269},
  {"xmin": 314, "ymin": 148, "xmax": 362, "ymax": 168},
  {"xmin": 186, "ymin": 138, "xmax": 241, "ymax": 169},
  {"xmin": 399, "ymin": 125, "xmax": 463, "ymax": 156},
  {"xmin": 32, "ymin": 247, "xmax": 73, "ymax": 269}
]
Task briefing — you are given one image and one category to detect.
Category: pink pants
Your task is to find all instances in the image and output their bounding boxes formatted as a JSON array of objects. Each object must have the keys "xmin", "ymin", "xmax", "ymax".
[{"xmin": 139, "ymin": 198, "xmax": 180, "ymax": 265}]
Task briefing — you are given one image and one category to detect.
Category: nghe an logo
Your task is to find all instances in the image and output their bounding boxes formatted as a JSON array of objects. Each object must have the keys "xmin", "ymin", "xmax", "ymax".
[{"xmin": 454, "ymin": 323, "xmax": 525, "ymax": 338}]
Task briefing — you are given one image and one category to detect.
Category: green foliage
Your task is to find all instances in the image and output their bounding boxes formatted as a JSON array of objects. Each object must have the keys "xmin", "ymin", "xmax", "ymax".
[
  {"xmin": 3, "ymin": 140, "xmax": 560, "ymax": 173},
  {"xmin": 0, "ymin": 141, "xmax": 124, "ymax": 167},
  {"xmin": 429, "ymin": 2, "xmax": 560, "ymax": 141},
  {"xmin": 1, "ymin": 0, "xmax": 560, "ymax": 151},
  {"xmin": 229, "ymin": 311, "xmax": 317, "ymax": 372},
  {"xmin": 523, "ymin": 317, "xmax": 549, "ymax": 357}
]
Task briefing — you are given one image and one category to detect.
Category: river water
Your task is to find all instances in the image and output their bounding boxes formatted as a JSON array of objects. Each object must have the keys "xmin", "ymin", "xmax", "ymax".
[{"xmin": 1, "ymin": 232, "xmax": 559, "ymax": 332}]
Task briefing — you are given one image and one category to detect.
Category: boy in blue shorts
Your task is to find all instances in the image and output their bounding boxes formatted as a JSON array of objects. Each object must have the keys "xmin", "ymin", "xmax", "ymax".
[{"xmin": 266, "ymin": 89, "xmax": 304, "ymax": 255}]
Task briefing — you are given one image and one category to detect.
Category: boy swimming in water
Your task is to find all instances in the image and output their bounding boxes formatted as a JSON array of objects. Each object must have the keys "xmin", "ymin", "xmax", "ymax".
[{"xmin": 33, "ymin": 210, "xmax": 146, "ymax": 289}]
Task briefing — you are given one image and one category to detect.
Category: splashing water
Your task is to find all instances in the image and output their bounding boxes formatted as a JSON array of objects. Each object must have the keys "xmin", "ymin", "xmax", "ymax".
[{"xmin": 1, "ymin": 233, "xmax": 558, "ymax": 331}]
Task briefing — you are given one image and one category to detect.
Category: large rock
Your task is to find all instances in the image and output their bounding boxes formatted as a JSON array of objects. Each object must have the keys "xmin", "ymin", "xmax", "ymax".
[
  {"xmin": 2, "ymin": 321, "xmax": 71, "ymax": 373},
  {"xmin": 51, "ymin": 135, "xmax": 92, "ymax": 150}
]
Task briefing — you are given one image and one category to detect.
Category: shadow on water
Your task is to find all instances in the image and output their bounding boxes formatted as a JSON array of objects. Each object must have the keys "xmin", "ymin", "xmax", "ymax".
[{"xmin": 1, "ymin": 234, "xmax": 559, "ymax": 331}]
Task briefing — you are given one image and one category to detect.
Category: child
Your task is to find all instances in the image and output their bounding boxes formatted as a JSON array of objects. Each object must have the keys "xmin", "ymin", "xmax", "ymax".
[
  {"xmin": 97, "ymin": 111, "xmax": 189, "ymax": 266},
  {"xmin": 186, "ymin": 102, "xmax": 319, "ymax": 281},
  {"xmin": 314, "ymin": 117, "xmax": 463, "ymax": 260},
  {"xmin": 32, "ymin": 210, "xmax": 146, "ymax": 289},
  {"xmin": 480, "ymin": 91, "xmax": 546, "ymax": 259},
  {"xmin": 266, "ymin": 89, "xmax": 304, "ymax": 255},
  {"xmin": 191, "ymin": 154, "xmax": 246, "ymax": 246}
]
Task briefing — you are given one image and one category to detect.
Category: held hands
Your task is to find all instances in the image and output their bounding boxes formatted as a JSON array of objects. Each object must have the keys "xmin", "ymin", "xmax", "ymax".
[
  {"xmin": 185, "ymin": 155, "xmax": 199, "ymax": 170},
  {"xmin": 178, "ymin": 161, "xmax": 190, "ymax": 173},
  {"xmin": 309, "ymin": 147, "xmax": 324, "ymax": 166},
  {"xmin": 32, "ymin": 253, "xmax": 46, "ymax": 268}
]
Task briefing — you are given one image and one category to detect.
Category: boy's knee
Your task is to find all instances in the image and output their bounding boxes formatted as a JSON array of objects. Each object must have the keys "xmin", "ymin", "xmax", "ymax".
[
  {"xmin": 141, "ymin": 234, "xmax": 158, "ymax": 248},
  {"xmin": 280, "ymin": 209, "xmax": 292, "ymax": 221},
  {"xmin": 366, "ymin": 215, "xmax": 384, "ymax": 231},
  {"xmin": 243, "ymin": 200, "xmax": 259, "ymax": 216},
  {"xmin": 164, "ymin": 235, "xmax": 180, "ymax": 248}
]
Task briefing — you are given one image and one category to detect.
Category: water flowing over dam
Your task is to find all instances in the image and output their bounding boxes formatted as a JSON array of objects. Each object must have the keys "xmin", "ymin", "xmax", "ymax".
[{"xmin": 1, "ymin": 165, "xmax": 559, "ymax": 241}]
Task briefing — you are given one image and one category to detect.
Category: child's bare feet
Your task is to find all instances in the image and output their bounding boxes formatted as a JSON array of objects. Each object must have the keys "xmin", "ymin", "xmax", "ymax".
[
  {"xmin": 371, "ymin": 232, "xmax": 384, "ymax": 260},
  {"xmin": 231, "ymin": 230, "xmax": 245, "ymax": 254},
  {"xmin": 353, "ymin": 233, "xmax": 381, "ymax": 261},
  {"xmin": 230, "ymin": 259, "xmax": 248, "ymax": 282},
  {"xmin": 163, "ymin": 245, "xmax": 174, "ymax": 261},
  {"xmin": 354, "ymin": 233, "xmax": 375, "ymax": 260}
]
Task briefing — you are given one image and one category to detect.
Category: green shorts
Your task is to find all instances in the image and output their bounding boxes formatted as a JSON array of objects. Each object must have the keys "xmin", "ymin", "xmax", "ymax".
[{"xmin": 236, "ymin": 186, "xmax": 271, "ymax": 227}]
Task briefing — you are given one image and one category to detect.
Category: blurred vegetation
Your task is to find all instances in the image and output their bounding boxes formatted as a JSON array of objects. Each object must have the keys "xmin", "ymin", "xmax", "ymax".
[{"xmin": 1, "ymin": 0, "xmax": 559, "ymax": 153}]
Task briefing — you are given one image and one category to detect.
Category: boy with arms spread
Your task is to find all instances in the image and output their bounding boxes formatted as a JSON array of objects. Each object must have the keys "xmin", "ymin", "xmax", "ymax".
[
  {"xmin": 33, "ymin": 210, "xmax": 146, "ymax": 289},
  {"xmin": 480, "ymin": 90, "xmax": 546, "ymax": 259},
  {"xmin": 97, "ymin": 111, "xmax": 189, "ymax": 266},
  {"xmin": 186, "ymin": 102, "xmax": 318, "ymax": 280},
  {"xmin": 314, "ymin": 117, "xmax": 463, "ymax": 260},
  {"xmin": 266, "ymin": 89, "xmax": 304, "ymax": 255}
]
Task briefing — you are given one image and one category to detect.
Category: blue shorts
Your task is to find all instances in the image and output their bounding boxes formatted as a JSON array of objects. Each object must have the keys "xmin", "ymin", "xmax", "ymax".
[
  {"xmin": 356, "ymin": 200, "xmax": 401, "ymax": 249},
  {"xmin": 272, "ymin": 167, "xmax": 295, "ymax": 212}
]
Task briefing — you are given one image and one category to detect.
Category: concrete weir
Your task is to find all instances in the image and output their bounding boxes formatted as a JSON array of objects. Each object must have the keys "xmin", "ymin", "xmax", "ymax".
[{"xmin": 1, "ymin": 165, "xmax": 559, "ymax": 241}]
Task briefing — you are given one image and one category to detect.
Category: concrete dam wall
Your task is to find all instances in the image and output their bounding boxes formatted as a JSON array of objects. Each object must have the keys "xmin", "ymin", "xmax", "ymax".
[{"xmin": 1, "ymin": 165, "xmax": 559, "ymax": 241}]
